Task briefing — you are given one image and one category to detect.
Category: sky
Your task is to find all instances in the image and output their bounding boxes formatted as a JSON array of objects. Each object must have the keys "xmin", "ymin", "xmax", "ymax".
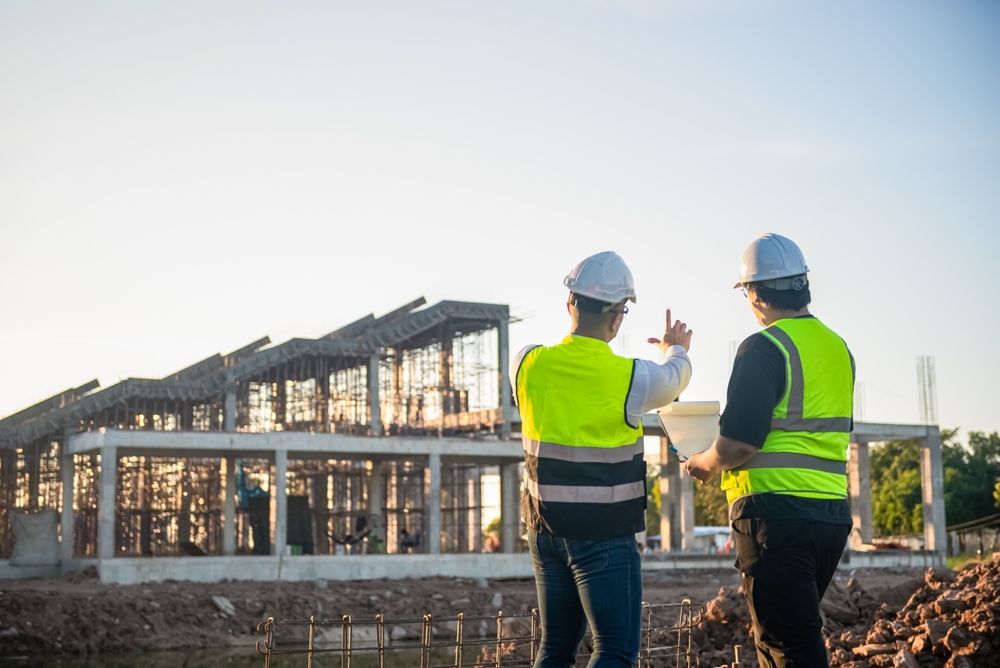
[{"xmin": 1, "ymin": 1, "xmax": 998, "ymax": 439}]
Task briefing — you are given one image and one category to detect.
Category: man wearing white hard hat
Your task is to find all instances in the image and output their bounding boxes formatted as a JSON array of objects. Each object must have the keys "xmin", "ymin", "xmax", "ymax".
[
  {"xmin": 682, "ymin": 234, "xmax": 854, "ymax": 667},
  {"xmin": 511, "ymin": 251, "xmax": 693, "ymax": 667}
]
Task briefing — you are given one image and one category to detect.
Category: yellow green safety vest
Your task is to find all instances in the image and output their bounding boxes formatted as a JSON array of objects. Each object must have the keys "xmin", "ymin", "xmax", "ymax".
[
  {"xmin": 721, "ymin": 317, "xmax": 854, "ymax": 505},
  {"xmin": 515, "ymin": 335, "xmax": 645, "ymax": 539}
]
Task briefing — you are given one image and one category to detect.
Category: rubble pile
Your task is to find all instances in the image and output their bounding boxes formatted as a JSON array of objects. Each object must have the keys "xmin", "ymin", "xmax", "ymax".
[
  {"xmin": 690, "ymin": 555, "xmax": 1000, "ymax": 668},
  {"xmin": 831, "ymin": 554, "xmax": 1000, "ymax": 668}
]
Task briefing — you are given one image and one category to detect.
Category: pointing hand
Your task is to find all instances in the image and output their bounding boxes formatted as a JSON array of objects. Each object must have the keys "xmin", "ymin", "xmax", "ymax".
[{"xmin": 647, "ymin": 309, "xmax": 693, "ymax": 353}]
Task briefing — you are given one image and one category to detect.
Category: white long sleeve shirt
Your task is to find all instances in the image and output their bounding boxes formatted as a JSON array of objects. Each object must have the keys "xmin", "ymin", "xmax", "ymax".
[{"xmin": 509, "ymin": 338, "xmax": 692, "ymax": 428}]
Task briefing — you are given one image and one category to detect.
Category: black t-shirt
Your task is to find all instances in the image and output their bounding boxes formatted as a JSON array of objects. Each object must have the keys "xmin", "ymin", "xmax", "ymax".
[{"xmin": 720, "ymin": 316, "xmax": 853, "ymax": 525}]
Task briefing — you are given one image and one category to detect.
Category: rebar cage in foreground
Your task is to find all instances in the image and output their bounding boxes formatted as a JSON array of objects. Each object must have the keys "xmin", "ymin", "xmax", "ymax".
[{"xmin": 256, "ymin": 600, "xmax": 705, "ymax": 667}]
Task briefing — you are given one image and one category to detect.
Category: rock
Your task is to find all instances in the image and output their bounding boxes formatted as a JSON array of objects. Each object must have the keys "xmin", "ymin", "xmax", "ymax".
[
  {"xmin": 923, "ymin": 618, "xmax": 949, "ymax": 646},
  {"xmin": 909, "ymin": 634, "xmax": 931, "ymax": 655},
  {"xmin": 853, "ymin": 643, "xmax": 897, "ymax": 657},
  {"xmin": 431, "ymin": 593, "xmax": 444, "ymax": 601},
  {"xmin": 450, "ymin": 597, "xmax": 471, "ymax": 609},
  {"xmin": 0, "ymin": 627, "xmax": 18, "ymax": 638},
  {"xmin": 475, "ymin": 577, "xmax": 489, "ymax": 589},
  {"xmin": 892, "ymin": 649, "xmax": 918, "ymax": 668},
  {"xmin": 942, "ymin": 626, "xmax": 981, "ymax": 655},
  {"xmin": 315, "ymin": 579, "xmax": 328, "ymax": 589},
  {"xmin": 211, "ymin": 595, "xmax": 236, "ymax": 618},
  {"xmin": 924, "ymin": 566, "xmax": 956, "ymax": 587},
  {"xmin": 491, "ymin": 592, "xmax": 503, "ymax": 609},
  {"xmin": 933, "ymin": 590, "xmax": 967, "ymax": 615}
]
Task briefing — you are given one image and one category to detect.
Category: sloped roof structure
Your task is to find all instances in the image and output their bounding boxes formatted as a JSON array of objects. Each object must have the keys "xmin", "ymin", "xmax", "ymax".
[{"xmin": 0, "ymin": 298, "xmax": 509, "ymax": 448}]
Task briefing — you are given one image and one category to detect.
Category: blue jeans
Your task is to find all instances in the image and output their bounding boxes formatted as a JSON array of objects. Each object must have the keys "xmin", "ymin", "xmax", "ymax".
[{"xmin": 527, "ymin": 531, "xmax": 642, "ymax": 667}]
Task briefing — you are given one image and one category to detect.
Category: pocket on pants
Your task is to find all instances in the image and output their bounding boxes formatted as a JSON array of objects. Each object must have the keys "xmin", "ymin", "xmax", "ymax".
[
  {"xmin": 564, "ymin": 537, "xmax": 611, "ymax": 571},
  {"xmin": 732, "ymin": 519, "xmax": 809, "ymax": 578}
]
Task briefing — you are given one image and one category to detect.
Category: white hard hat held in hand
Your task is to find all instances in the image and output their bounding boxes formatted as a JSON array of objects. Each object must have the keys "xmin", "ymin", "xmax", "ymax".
[
  {"xmin": 564, "ymin": 251, "xmax": 637, "ymax": 306},
  {"xmin": 735, "ymin": 233, "xmax": 810, "ymax": 289}
]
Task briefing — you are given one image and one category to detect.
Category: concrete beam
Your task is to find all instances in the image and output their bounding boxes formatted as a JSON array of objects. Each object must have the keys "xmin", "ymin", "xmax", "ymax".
[
  {"xmin": 659, "ymin": 436, "xmax": 681, "ymax": 552},
  {"xmin": 60, "ymin": 444, "xmax": 74, "ymax": 562},
  {"xmin": 852, "ymin": 422, "xmax": 938, "ymax": 441},
  {"xmin": 679, "ymin": 474, "xmax": 695, "ymax": 551},
  {"xmin": 368, "ymin": 461, "xmax": 383, "ymax": 549},
  {"xmin": 222, "ymin": 455, "xmax": 236, "ymax": 556},
  {"xmin": 497, "ymin": 317, "xmax": 513, "ymax": 439},
  {"xmin": 427, "ymin": 452, "xmax": 441, "ymax": 555},
  {"xmin": 848, "ymin": 440, "xmax": 873, "ymax": 548},
  {"xmin": 368, "ymin": 354, "xmax": 382, "ymax": 436},
  {"xmin": 67, "ymin": 429, "xmax": 523, "ymax": 462},
  {"xmin": 921, "ymin": 427, "xmax": 947, "ymax": 556},
  {"xmin": 224, "ymin": 389, "xmax": 237, "ymax": 431},
  {"xmin": 98, "ymin": 445, "xmax": 117, "ymax": 560},
  {"xmin": 274, "ymin": 450, "xmax": 287, "ymax": 556},
  {"xmin": 500, "ymin": 462, "xmax": 520, "ymax": 554}
]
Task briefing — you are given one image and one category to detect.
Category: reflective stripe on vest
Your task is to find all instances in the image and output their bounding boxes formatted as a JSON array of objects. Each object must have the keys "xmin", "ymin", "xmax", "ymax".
[
  {"xmin": 516, "ymin": 335, "xmax": 645, "ymax": 538},
  {"xmin": 722, "ymin": 318, "xmax": 853, "ymax": 504},
  {"xmin": 765, "ymin": 326, "xmax": 853, "ymax": 433}
]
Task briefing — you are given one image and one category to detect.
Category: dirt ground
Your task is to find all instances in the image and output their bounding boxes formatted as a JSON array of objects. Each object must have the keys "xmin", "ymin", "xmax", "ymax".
[{"xmin": 0, "ymin": 565, "xmax": 924, "ymax": 665}]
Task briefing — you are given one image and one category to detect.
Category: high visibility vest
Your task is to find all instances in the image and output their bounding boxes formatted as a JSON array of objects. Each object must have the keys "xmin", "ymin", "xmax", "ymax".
[
  {"xmin": 721, "ymin": 317, "xmax": 854, "ymax": 505},
  {"xmin": 515, "ymin": 335, "xmax": 645, "ymax": 539}
]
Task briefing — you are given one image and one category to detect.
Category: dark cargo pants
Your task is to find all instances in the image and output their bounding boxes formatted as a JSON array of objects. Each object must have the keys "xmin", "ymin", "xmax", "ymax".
[{"xmin": 732, "ymin": 518, "xmax": 851, "ymax": 667}]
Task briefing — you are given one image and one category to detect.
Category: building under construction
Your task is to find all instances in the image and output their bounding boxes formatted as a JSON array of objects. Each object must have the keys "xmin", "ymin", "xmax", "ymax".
[
  {"xmin": 0, "ymin": 298, "xmax": 526, "ymax": 583},
  {"xmin": 0, "ymin": 295, "xmax": 951, "ymax": 585}
]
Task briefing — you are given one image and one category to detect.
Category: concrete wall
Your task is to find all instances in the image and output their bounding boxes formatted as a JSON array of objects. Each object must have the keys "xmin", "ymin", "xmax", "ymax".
[
  {"xmin": 98, "ymin": 554, "xmax": 536, "ymax": 585},
  {"xmin": 83, "ymin": 548, "xmax": 946, "ymax": 585}
]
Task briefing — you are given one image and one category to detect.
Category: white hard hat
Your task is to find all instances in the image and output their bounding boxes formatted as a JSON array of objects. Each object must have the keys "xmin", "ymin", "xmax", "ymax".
[
  {"xmin": 564, "ymin": 251, "xmax": 637, "ymax": 307},
  {"xmin": 734, "ymin": 233, "xmax": 810, "ymax": 288}
]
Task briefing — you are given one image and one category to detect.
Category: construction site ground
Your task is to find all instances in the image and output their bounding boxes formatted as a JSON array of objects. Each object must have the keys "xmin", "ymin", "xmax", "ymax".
[{"xmin": 0, "ymin": 561, "xmax": 994, "ymax": 667}]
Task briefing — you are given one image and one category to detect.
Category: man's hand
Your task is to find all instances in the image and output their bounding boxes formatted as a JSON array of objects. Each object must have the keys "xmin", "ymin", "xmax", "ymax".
[
  {"xmin": 647, "ymin": 309, "xmax": 693, "ymax": 353},
  {"xmin": 681, "ymin": 452, "xmax": 712, "ymax": 483}
]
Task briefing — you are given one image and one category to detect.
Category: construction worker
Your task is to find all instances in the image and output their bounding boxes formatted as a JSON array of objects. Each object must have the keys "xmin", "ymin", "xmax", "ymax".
[
  {"xmin": 682, "ymin": 234, "xmax": 854, "ymax": 667},
  {"xmin": 511, "ymin": 251, "xmax": 693, "ymax": 667}
]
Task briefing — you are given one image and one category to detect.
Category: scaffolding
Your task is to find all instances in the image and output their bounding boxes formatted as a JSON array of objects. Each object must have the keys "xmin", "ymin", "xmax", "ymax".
[{"xmin": 0, "ymin": 298, "xmax": 512, "ymax": 561}]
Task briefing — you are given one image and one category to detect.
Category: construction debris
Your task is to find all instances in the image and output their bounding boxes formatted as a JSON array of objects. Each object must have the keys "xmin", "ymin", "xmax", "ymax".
[{"xmin": 692, "ymin": 556, "xmax": 1000, "ymax": 667}]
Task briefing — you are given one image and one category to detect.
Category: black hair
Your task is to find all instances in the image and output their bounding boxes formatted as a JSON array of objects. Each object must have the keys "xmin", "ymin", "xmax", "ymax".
[
  {"xmin": 569, "ymin": 293, "xmax": 614, "ymax": 314},
  {"xmin": 752, "ymin": 283, "xmax": 811, "ymax": 310}
]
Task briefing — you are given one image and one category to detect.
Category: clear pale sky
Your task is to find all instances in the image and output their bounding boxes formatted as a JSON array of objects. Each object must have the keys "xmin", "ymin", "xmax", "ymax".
[{"xmin": 2, "ymin": 2, "xmax": 998, "ymax": 438}]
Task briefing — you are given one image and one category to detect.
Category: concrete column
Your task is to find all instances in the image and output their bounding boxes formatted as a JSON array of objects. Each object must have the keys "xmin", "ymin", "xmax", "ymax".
[
  {"xmin": 472, "ymin": 468, "xmax": 483, "ymax": 552},
  {"xmin": 497, "ymin": 316, "xmax": 513, "ymax": 439},
  {"xmin": 848, "ymin": 440, "xmax": 873, "ymax": 548},
  {"xmin": 274, "ymin": 450, "xmax": 288, "ymax": 556},
  {"xmin": 921, "ymin": 427, "xmax": 947, "ymax": 557},
  {"xmin": 659, "ymin": 437, "xmax": 681, "ymax": 552},
  {"xmin": 60, "ymin": 443, "xmax": 75, "ymax": 561},
  {"xmin": 98, "ymin": 445, "xmax": 117, "ymax": 560},
  {"xmin": 222, "ymin": 455, "xmax": 237, "ymax": 556},
  {"xmin": 679, "ymin": 474, "xmax": 695, "ymax": 551},
  {"xmin": 368, "ymin": 354, "xmax": 383, "ymax": 436},
  {"xmin": 500, "ymin": 462, "xmax": 520, "ymax": 553},
  {"xmin": 426, "ymin": 452, "xmax": 441, "ymax": 555},
  {"xmin": 224, "ymin": 388, "xmax": 237, "ymax": 431},
  {"xmin": 368, "ymin": 461, "xmax": 384, "ymax": 546}
]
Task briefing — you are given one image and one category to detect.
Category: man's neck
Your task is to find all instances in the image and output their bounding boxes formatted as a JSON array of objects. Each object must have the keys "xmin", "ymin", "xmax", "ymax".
[
  {"xmin": 569, "ymin": 325, "xmax": 612, "ymax": 342},
  {"xmin": 762, "ymin": 308, "xmax": 811, "ymax": 326}
]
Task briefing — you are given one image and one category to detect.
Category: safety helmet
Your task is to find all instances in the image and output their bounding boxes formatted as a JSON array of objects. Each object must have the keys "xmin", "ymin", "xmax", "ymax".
[
  {"xmin": 564, "ymin": 251, "xmax": 637, "ymax": 308},
  {"xmin": 734, "ymin": 233, "xmax": 809, "ymax": 289}
]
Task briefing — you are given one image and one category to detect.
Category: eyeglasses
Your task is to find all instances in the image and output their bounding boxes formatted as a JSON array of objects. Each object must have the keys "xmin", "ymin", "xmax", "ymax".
[
  {"xmin": 739, "ymin": 287, "xmax": 748, "ymax": 298},
  {"xmin": 608, "ymin": 305, "xmax": 630, "ymax": 315}
]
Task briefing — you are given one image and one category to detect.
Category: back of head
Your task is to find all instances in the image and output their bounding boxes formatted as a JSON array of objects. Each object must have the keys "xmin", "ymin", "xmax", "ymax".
[{"xmin": 737, "ymin": 233, "xmax": 812, "ymax": 311}]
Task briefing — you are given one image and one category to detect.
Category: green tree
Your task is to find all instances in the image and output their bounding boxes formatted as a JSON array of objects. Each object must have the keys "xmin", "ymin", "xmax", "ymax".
[
  {"xmin": 645, "ymin": 463, "xmax": 661, "ymax": 534},
  {"xmin": 942, "ymin": 431, "xmax": 1000, "ymax": 525},
  {"xmin": 694, "ymin": 474, "xmax": 729, "ymax": 526},
  {"xmin": 870, "ymin": 430, "xmax": 1000, "ymax": 536},
  {"xmin": 871, "ymin": 439, "xmax": 925, "ymax": 536}
]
